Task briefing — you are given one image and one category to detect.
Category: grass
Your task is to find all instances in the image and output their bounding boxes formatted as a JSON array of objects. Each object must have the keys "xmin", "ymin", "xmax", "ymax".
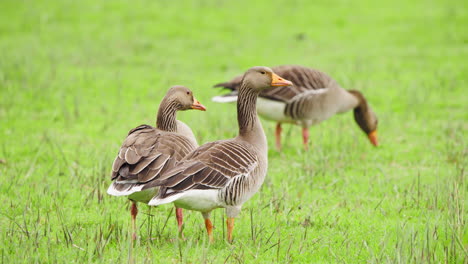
[{"xmin": 0, "ymin": 0, "xmax": 466, "ymax": 262}]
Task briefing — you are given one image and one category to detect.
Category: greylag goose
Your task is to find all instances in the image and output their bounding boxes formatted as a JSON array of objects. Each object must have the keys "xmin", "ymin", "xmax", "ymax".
[
  {"xmin": 212, "ymin": 65, "xmax": 378, "ymax": 150},
  {"xmin": 107, "ymin": 85, "xmax": 206, "ymax": 241},
  {"xmin": 147, "ymin": 66, "xmax": 293, "ymax": 242}
]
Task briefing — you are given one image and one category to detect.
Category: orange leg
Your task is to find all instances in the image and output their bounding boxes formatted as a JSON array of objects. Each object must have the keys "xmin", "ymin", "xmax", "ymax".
[
  {"xmin": 176, "ymin": 207, "xmax": 184, "ymax": 237},
  {"xmin": 302, "ymin": 127, "xmax": 309, "ymax": 150},
  {"xmin": 226, "ymin": 217, "xmax": 235, "ymax": 243},
  {"xmin": 130, "ymin": 202, "xmax": 138, "ymax": 241},
  {"xmin": 275, "ymin": 123, "xmax": 282, "ymax": 150},
  {"xmin": 204, "ymin": 218, "xmax": 214, "ymax": 243}
]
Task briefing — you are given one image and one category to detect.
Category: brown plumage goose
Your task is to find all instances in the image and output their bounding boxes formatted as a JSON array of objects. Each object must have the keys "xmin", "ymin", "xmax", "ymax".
[
  {"xmin": 212, "ymin": 65, "xmax": 379, "ymax": 150},
  {"xmin": 147, "ymin": 66, "xmax": 293, "ymax": 242},
  {"xmin": 107, "ymin": 85, "xmax": 206, "ymax": 241}
]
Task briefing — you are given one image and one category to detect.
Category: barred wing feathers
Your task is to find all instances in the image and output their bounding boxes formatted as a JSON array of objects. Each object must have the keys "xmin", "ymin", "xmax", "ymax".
[{"xmin": 108, "ymin": 124, "xmax": 197, "ymax": 196}]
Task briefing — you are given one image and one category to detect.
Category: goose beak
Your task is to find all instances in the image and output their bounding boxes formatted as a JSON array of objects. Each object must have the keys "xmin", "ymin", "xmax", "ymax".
[
  {"xmin": 368, "ymin": 130, "xmax": 378, "ymax": 146},
  {"xmin": 191, "ymin": 97, "xmax": 207, "ymax": 111},
  {"xmin": 271, "ymin": 73, "xmax": 293, "ymax": 87}
]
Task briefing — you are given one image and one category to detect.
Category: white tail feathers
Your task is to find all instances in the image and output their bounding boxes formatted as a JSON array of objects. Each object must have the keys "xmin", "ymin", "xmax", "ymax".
[
  {"xmin": 148, "ymin": 192, "xmax": 185, "ymax": 206},
  {"xmin": 106, "ymin": 182, "xmax": 144, "ymax": 196},
  {"xmin": 211, "ymin": 95, "xmax": 238, "ymax": 103}
]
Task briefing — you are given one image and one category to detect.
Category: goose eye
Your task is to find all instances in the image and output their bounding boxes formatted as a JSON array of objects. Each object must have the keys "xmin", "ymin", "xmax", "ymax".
[
  {"xmin": 186, "ymin": 91, "xmax": 190, "ymax": 95},
  {"xmin": 260, "ymin": 71, "xmax": 265, "ymax": 75}
]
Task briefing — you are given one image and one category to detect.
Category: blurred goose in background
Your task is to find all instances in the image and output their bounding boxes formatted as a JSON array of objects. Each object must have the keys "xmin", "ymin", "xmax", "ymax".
[
  {"xmin": 147, "ymin": 66, "xmax": 293, "ymax": 242},
  {"xmin": 212, "ymin": 65, "xmax": 378, "ymax": 150},
  {"xmin": 107, "ymin": 86, "xmax": 206, "ymax": 241}
]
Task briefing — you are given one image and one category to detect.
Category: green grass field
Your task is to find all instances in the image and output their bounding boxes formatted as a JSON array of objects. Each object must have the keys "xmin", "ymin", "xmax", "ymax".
[{"xmin": 1, "ymin": 0, "xmax": 466, "ymax": 263}]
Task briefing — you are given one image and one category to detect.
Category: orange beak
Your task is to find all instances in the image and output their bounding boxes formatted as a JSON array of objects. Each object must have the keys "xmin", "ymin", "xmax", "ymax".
[
  {"xmin": 271, "ymin": 73, "xmax": 293, "ymax": 87},
  {"xmin": 191, "ymin": 97, "xmax": 207, "ymax": 111},
  {"xmin": 368, "ymin": 130, "xmax": 378, "ymax": 146}
]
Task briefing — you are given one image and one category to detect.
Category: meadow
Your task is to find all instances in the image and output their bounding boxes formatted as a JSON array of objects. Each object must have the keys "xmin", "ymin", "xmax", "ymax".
[{"xmin": 0, "ymin": 0, "xmax": 466, "ymax": 263}]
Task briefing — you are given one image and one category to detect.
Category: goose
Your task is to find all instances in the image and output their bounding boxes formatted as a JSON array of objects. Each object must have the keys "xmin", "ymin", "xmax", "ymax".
[
  {"xmin": 212, "ymin": 65, "xmax": 378, "ymax": 150},
  {"xmin": 107, "ymin": 85, "xmax": 206, "ymax": 241},
  {"xmin": 147, "ymin": 66, "xmax": 293, "ymax": 242}
]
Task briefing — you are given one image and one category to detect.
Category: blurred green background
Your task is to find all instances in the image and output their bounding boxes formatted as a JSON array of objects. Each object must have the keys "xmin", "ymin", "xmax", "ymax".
[{"xmin": 0, "ymin": 0, "xmax": 466, "ymax": 263}]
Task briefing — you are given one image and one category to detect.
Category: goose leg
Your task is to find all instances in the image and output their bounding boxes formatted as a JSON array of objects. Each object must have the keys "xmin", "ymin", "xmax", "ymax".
[
  {"xmin": 275, "ymin": 123, "xmax": 282, "ymax": 150},
  {"xmin": 226, "ymin": 217, "xmax": 235, "ymax": 243},
  {"xmin": 130, "ymin": 201, "xmax": 138, "ymax": 241},
  {"xmin": 202, "ymin": 212, "xmax": 214, "ymax": 242},
  {"xmin": 302, "ymin": 127, "xmax": 309, "ymax": 150},
  {"xmin": 176, "ymin": 207, "xmax": 184, "ymax": 238}
]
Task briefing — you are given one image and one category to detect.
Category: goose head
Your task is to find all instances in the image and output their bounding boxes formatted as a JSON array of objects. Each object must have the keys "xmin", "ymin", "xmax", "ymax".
[
  {"xmin": 166, "ymin": 85, "xmax": 206, "ymax": 111},
  {"xmin": 242, "ymin": 66, "xmax": 293, "ymax": 91},
  {"xmin": 347, "ymin": 90, "xmax": 378, "ymax": 146},
  {"xmin": 354, "ymin": 107, "xmax": 378, "ymax": 146},
  {"xmin": 350, "ymin": 96, "xmax": 378, "ymax": 146},
  {"xmin": 354, "ymin": 107, "xmax": 379, "ymax": 147}
]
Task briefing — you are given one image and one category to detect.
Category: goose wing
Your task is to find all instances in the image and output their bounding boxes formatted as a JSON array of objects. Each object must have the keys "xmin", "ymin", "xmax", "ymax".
[
  {"xmin": 213, "ymin": 65, "xmax": 335, "ymax": 103},
  {"xmin": 259, "ymin": 65, "xmax": 335, "ymax": 102},
  {"xmin": 148, "ymin": 140, "xmax": 258, "ymax": 198},
  {"xmin": 109, "ymin": 125, "xmax": 197, "ymax": 194}
]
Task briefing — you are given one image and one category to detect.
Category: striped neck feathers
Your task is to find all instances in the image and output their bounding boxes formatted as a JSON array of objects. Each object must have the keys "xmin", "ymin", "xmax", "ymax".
[
  {"xmin": 156, "ymin": 98, "xmax": 181, "ymax": 132},
  {"xmin": 237, "ymin": 80, "xmax": 261, "ymax": 137}
]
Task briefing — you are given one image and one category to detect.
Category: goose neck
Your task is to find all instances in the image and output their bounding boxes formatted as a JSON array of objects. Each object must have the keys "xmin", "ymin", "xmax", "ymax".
[
  {"xmin": 237, "ymin": 84, "xmax": 259, "ymax": 135},
  {"xmin": 237, "ymin": 83, "xmax": 267, "ymax": 151},
  {"xmin": 347, "ymin": 89, "xmax": 366, "ymax": 111},
  {"xmin": 156, "ymin": 98, "xmax": 178, "ymax": 132}
]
